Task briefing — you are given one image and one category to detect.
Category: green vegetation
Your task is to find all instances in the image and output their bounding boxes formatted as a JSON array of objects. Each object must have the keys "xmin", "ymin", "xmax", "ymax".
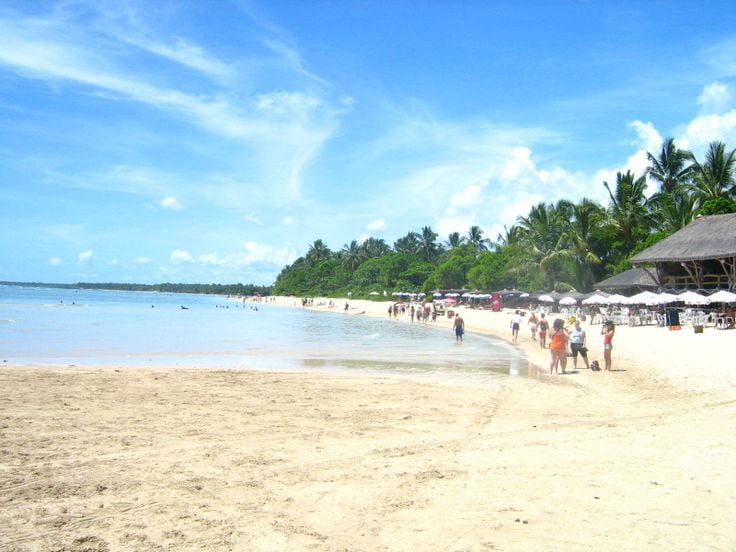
[{"xmin": 275, "ymin": 139, "xmax": 736, "ymax": 298}]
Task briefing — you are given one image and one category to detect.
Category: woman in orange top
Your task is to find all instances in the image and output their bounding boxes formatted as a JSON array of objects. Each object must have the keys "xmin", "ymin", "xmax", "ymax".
[{"xmin": 549, "ymin": 318, "xmax": 569, "ymax": 375}]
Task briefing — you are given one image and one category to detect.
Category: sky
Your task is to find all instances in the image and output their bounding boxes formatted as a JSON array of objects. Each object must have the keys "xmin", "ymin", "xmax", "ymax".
[{"xmin": 2, "ymin": 1, "xmax": 736, "ymax": 285}]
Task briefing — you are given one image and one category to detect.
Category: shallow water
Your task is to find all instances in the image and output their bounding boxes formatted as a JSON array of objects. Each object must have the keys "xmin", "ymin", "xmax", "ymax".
[{"xmin": 0, "ymin": 286, "xmax": 529, "ymax": 379}]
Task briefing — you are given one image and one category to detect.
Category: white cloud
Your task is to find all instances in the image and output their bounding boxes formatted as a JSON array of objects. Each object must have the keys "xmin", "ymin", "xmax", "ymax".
[
  {"xmin": 195, "ymin": 242, "xmax": 298, "ymax": 268},
  {"xmin": 134, "ymin": 256, "xmax": 153, "ymax": 264},
  {"xmin": 244, "ymin": 214, "xmax": 262, "ymax": 225},
  {"xmin": 161, "ymin": 196, "xmax": 182, "ymax": 209},
  {"xmin": 500, "ymin": 147, "xmax": 537, "ymax": 182},
  {"xmin": 78, "ymin": 250, "xmax": 94, "ymax": 264},
  {"xmin": 170, "ymin": 249, "xmax": 193, "ymax": 263},
  {"xmin": 450, "ymin": 184, "xmax": 484, "ymax": 208},
  {"xmin": 697, "ymin": 82, "xmax": 732, "ymax": 115},
  {"xmin": 366, "ymin": 218, "xmax": 386, "ymax": 231},
  {"xmin": 282, "ymin": 216, "xmax": 297, "ymax": 225},
  {"xmin": 49, "ymin": 256, "xmax": 62, "ymax": 266}
]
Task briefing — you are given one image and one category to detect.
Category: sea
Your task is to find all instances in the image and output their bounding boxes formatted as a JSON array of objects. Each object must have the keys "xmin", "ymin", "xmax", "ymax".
[{"xmin": 0, "ymin": 286, "xmax": 529, "ymax": 380}]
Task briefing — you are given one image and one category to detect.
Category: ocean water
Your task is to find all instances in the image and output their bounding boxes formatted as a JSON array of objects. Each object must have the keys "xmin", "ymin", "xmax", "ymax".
[{"xmin": 0, "ymin": 286, "xmax": 528, "ymax": 379}]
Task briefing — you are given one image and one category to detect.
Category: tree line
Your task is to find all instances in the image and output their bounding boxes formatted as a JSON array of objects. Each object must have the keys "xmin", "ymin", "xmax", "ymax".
[
  {"xmin": 274, "ymin": 139, "xmax": 736, "ymax": 297},
  {"xmin": 1, "ymin": 281, "xmax": 273, "ymax": 296}
]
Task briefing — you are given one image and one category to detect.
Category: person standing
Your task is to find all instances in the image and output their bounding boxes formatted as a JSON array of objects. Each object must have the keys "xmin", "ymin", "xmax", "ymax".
[
  {"xmin": 510, "ymin": 310, "xmax": 522, "ymax": 342},
  {"xmin": 549, "ymin": 318, "xmax": 569, "ymax": 374},
  {"xmin": 453, "ymin": 314, "xmax": 465, "ymax": 342},
  {"xmin": 602, "ymin": 320, "xmax": 615, "ymax": 371},
  {"xmin": 569, "ymin": 320, "xmax": 590, "ymax": 370}
]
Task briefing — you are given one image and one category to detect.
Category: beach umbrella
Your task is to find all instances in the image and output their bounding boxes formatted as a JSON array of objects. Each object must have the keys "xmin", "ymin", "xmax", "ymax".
[
  {"xmin": 656, "ymin": 292, "xmax": 679, "ymax": 304},
  {"xmin": 443, "ymin": 297, "xmax": 458, "ymax": 304},
  {"xmin": 678, "ymin": 290, "xmax": 709, "ymax": 305},
  {"xmin": 392, "ymin": 292, "xmax": 400, "ymax": 296},
  {"xmin": 559, "ymin": 296, "xmax": 577, "ymax": 306},
  {"xmin": 520, "ymin": 293, "xmax": 530, "ymax": 298},
  {"xmin": 433, "ymin": 292, "xmax": 443, "ymax": 298},
  {"xmin": 707, "ymin": 289, "xmax": 736, "ymax": 303},
  {"xmin": 369, "ymin": 291, "xmax": 379, "ymax": 296},
  {"xmin": 604, "ymin": 294, "xmax": 628, "ymax": 304},
  {"xmin": 582, "ymin": 294, "xmax": 607, "ymax": 305},
  {"xmin": 445, "ymin": 292, "xmax": 460, "ymax": 297},
  {"xmin": 626, "ymin": 291, "xmax": 660, "ymax": 305},
  {"xmin": 538, "ymin": 294, "xmax": 554, "ymax": 302}
]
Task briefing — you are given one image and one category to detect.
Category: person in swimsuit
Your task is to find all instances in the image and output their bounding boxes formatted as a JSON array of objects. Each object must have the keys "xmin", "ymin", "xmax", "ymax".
[
  {"xmin": 602, "ymin": 320, "xmax": 615, "ymax": 371},
  {"xmin": 453, "ymin": 315, "xmax": 465, "ymax": 342},
  {"xmin": 538, "ymin": 314, "xmax": 549, "ymax": 348}
]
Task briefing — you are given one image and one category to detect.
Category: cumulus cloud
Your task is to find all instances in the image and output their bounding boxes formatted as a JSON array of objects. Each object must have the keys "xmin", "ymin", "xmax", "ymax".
[
  {"xmin": 194, "ymin": 241, "xmax": 298, "ymax": 268},
  {"xmin": 78, "ymin": 250, "xmax": 94, "ymax": 264},
  {"xmin": 170, "ymin": 249, "xmax": 193, "ymax": 263},
  {"xmin": 161, "ymin": 196, "xmax": 182, "ymax": 209},
  {"xmin": 134, "ymin": 256, "xmax": 153, "ymax": 264},
  {"xmin": 244, "ymin": 214, "xmax": 262, "ymax": 225},
  {"xmin": 366, "ymin": 218, "xmax": 386, "ymax": 231},
  {"xmin": 282, "ymin": 216, "xmax": 297, "ymax": 225},
  {"xmin": 49, "ymin": 256, "xmax": 62, "ymax": 266},
  {"xmin": 698, "ymin": 82, "xmax": 733, "ymax": 115}
]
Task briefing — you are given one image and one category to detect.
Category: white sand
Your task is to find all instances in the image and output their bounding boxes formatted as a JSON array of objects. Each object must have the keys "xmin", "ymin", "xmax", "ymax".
[{"xmin": 1, "ymin": 297, "xmax": 735, "ymax": 550}]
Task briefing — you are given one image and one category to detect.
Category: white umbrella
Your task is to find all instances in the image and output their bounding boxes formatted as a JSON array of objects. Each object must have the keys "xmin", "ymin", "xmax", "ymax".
[
  {"xmin": 559, "ymin": 296, "xmax": 577, "ymax": 306},
  {"xmin": 626, "ymin": 290, "xmax": 660, "ymax": 305},
  {"xmin": 657, "ymin": 292, "xmax": 679, "ymax": 304},
  {"xmin": 369, "ymin": 291, "xmax": 379, "ymax": 295},
  {"xmin": 708, "ymin": 289, "xmax": 736, "ymax": 303},
  {"xmin": 445, "ymin": 292, "xmax": 460, "ymax": 297},
  {"xmin": 678, "ymin": 290, "xmax": 709, "ymax": 305},
  {"xmin": 604, "ymin": 294, "xmax": 628, "ymax": 304},
  {"xmin": 582, "ymin": 294, "xmax": 607, "ymax": 305},
  {"xmin": 538, "ymin": 294, "xmax": 554, "ymax": 302},
  {"xmin": 520, "ymin": 293, "xmax": 530, "ymax": 298},
  {"xmin": 433, "ymin": 292, "xmax": 443, "ymax": 298}
]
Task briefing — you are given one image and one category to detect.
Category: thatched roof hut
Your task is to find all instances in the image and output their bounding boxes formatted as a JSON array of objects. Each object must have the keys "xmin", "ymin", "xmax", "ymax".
[
  {"xmin": 630, "ymin": 213, "xmax": 736, "ymax": 290},
  {"xmin": 594, "ymin": 268, "xmax": 659, "ymax": 291}
]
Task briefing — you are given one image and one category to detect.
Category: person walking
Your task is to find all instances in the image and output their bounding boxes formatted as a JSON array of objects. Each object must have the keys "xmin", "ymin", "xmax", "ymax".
[
  {"xmin": 538, "ymin": 314, "xmax": 549, "ymax": 348},
  {"xmin": 569, "ymin": 320, "xmax": 590, "ymax": 370},
  {"xmin": 602, "ymin": 320, "xmax": 615, "ymax": 371},
  {"xmin": 510, "ymin": 310, "xmax": 522, "ymax": 342},
  {"xmin": 453, "ymin": 314, "xmax": 465, "ymax": 342}
]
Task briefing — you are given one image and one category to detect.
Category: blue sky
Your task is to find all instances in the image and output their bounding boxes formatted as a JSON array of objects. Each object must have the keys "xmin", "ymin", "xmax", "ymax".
[{"xmin": 2, "ymin": 1, "xmax": 736, "ymax": 285}]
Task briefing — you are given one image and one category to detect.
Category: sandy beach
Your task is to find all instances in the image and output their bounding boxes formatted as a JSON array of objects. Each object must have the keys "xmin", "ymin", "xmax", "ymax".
[{"xmin": 2, "ymin": 298, "xmax": 735, "ymax": 550}]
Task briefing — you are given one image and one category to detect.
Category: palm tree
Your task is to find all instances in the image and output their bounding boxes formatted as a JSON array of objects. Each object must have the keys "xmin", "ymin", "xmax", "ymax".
[
  {"xmin": 467, "ymin": 225, "xmax": 490, "ymax": 254},
  {"xmin": 361, "ymin": 237, "xmax": 391, "ymax": 259},
  {"xmin": 516, "ymin": 202, "xmax": 566, "ymax": 286},
  {"xmin": 648, "ymin": 188, "xmax": 698, "ymax": 234},
  {"xmin": 646, "ymin": 137, "xmax": 693, "ymax": 193},
  {"xmin": 444, "ymin": 231, "xmax": 465, "ymax": 250},
  {"xmin": 416, "ymin": 226, "xmax": 440, "ymax": 262},
  {"xmin": 557, "ymin": 199, "xmax": 605, "ymax": 290},
  {"xmin": 306, "ymin": 239, "xmax": 332, "ymax": 266},
  {"xmin": 394, "ymin": 232, "xmax": 420, "ymax": 254},
  {"xmin": 603, "ymin": 171, "xmax": 651, "ymax": 253},
  {"xmin": 341, "ymin": 240, "xmax": 365, "ymax": 272},
  {"xmin": 689, "ymin": 141, "xmax": 736, "ymax": 202},
  {"xmin": 494, "ymin": 225, "xmax": 521, "ymax": 249}
]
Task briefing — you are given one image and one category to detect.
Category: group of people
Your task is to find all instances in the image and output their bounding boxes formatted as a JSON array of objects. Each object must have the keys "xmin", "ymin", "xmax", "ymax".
[
  {"xmin": 515, "ymin": 309, "xmax": 616, "ymax": 374},
  {"xmin": 388, "ymin": 302, "xmax": 438, "ymax": 323}
]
